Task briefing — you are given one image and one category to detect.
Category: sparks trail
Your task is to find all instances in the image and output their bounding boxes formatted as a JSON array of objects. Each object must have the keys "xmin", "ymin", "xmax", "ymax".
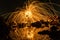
[
  {"xmin": 7, "ymin": 1, "xmax": 54, "ymax": 24},
  {"xmin": 6, "ymin": 0, "xmax": 59, "ymax": 40}
]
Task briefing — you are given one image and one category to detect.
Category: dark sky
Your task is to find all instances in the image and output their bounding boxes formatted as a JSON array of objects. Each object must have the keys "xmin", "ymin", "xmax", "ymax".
[{"xmin": 0, "ymin": 0, "xmax": 26, "ymax": 13}]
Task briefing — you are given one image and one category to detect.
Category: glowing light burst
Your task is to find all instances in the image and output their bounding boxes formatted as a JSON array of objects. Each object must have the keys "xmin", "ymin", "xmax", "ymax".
[
  {"xmin": 7, "ymin": 0, "xmax": 54, "ymax": 40},
  {"xmin": 25, "ymin": 10, "xmax": 32, "ymax": 18},
  {"xmin": 7, "ymin": 1, "xmax": 53, "ymax": 24}
]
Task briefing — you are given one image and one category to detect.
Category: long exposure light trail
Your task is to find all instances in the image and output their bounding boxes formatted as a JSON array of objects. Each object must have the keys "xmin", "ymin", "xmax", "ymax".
[{"xmin": 7, "ymin": 0, "xmax": 55, "ymax": 40}]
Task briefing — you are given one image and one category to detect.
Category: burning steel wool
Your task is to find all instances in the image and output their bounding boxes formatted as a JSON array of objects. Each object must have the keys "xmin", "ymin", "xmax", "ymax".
[{"xmin": 6, "ymin": 0, "xmax": 60, "ymax": 40}]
